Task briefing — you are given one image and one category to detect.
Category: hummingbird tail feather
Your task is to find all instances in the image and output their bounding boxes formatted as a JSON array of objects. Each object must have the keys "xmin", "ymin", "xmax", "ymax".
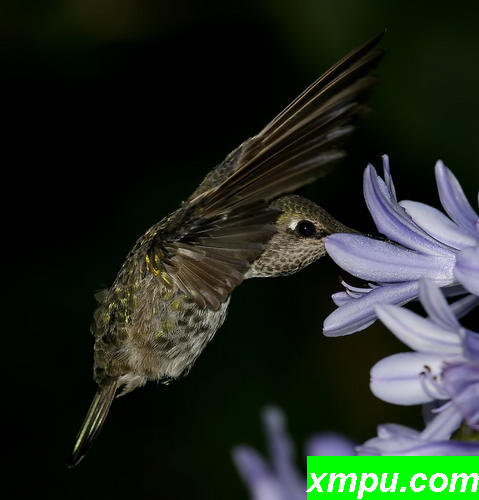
[{"xmin": 69, "ymin": 381, "xmax": 118, "ymax": 467}]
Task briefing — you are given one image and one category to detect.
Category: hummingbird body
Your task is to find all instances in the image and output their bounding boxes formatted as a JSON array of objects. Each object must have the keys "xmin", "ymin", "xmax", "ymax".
[
  {"xmin": 92, "ymin": 227, "xmax": 230, "ymax": 393},
  {"xmin": 91, "ymin": 194, "xmax": 348, "ymax": 394},
  {"xmin": 71, "ymin": 34, "xmax": 384, "ymax": 466}
]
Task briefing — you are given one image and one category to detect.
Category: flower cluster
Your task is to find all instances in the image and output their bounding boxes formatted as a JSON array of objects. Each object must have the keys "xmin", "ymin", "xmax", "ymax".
[
  {"xmin": 233, "ymin": 159, "xmax": 478, "ymax": 499},
  {"xmin": 233, "ymin": 156, "xmax": 479, "ymax": 500},
  {"xmin": 233, "ymin": 402, "xmax": 478, "ymax": 500},
  {"xmin": 361, "ymin": 279, "xmax": 479, "ymax": 455},
  {"xmin": 323, "ymin": 157, "xmax": 478, "ymax": 451}
]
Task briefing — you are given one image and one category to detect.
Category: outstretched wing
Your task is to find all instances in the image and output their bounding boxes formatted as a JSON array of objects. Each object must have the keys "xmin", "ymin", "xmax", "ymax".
[{"xmin": 151, "ymin": 33, "xmax": 384, "ymax": 310}]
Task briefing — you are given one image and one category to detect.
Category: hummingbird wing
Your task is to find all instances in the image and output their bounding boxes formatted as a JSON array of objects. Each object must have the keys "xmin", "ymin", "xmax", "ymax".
[
  {"xmin": 152, "ymin": 33, "xmax": 384, "ymax": 310},
  {"xmin": 189, "ymin": 32, "xmax": 384, "ymax": 202},
  {"xmin": 150, "ymin": 201, "xmax": 278, "ymax": 310}
]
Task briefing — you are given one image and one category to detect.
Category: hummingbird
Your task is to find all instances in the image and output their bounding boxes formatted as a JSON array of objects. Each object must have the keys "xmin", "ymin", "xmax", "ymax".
[{"xmin": 70, "ymin": 33, "xmax": 383, "ymax": 466}]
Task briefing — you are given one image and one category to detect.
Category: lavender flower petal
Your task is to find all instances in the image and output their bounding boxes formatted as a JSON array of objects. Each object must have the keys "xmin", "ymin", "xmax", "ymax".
[
  {"xmin": 435, "ymin": 160, "xmax": 479, "ymax": 236},
  {"xmin": 262, "ymin": 407, "xmax": 304, "ymax": 499},
  {"xmin": 233, "ymin": 407, "xmax": 306, "ymax": 500},
  {"xmin": 443, "ymin": 363, "xmax": 479, "ymax": 430},
  {"xmin": 454, "ymin": 246, "xmax": 479, "ymax": 296},
  {"xmin": 464, "ymin": 330, "xmax": 479, "ymax": 361},
  {"xmin": 363, "ymin": 164, "xmax": 452, "ymax": 256},
  {"xmin": 450, "ymin": 294, "xmax": 479, "ymax": 319},
  {"xmin": 325, "ymin": 234, "xmax": 454, "ymax": 283},
  {"xmin": 419, "ymin": 403, "xmax": 463, "ymax": 440},
  {"xmin": 233, "ymin": 408, "xmax": 359, "ymax": 500},
  {"xmin": 370, "ymin": 352, "xmax": 451, "ymax": 405},
  {"xmin": 377, "ymin": 423, "xmax": 420, "ymax": 439},
  {"xmin": 358, "ymin": 416, "xmax": 479, "ymax": 456},
  {"xmin": 375, "ymin": 304, "xmax": 462, "ymax": 354},
  {"xmin": 357, "ymin": 423, "xmax": 421, "ymax": 455},
  {"xmin": 323, "ymin": 281, "xmax": 419, "ymax": 337},
  {"xmin": 331, "ymin": 291, "xmax": 353, "ymax": 306},
  {"xmin": 392, "ymin": 441, "xmax": 479, "ymax": 455},
  {"xmin": 381, "ymin": 155, "xmax": 397, "ymax": 201},
  {"xmin": 306, "ymin": 433, "xmax": 356, "ymax": 456},
  {"xmin": 332, "ymin": 282, "xmax": 377, "ymax": 305},
  {"xmin": 419, "ymin": 279, "xmax": 460, "ymax": 330},
  {"xmin": 232, "ymin": 446, "xmax": 285, "ymax": 500},
  {"xmin": 400, "ymin": 200, "xmax": 479, "ymax": 249}
]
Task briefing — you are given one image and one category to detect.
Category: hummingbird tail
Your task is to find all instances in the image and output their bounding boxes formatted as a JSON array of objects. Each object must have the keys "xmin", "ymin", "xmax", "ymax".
[{"xmin": 69, "ymin": 381, "xmax": 118, "ymax": 468}]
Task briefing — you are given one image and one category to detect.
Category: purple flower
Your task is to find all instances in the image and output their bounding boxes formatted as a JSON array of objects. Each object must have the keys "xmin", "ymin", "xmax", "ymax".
[
  {"xmin": 323, "ymin": 156, "xmax": 479, "ymax": 337},
  {"xmin": 370, "ymin": 280, "xmax": 479, "ymax": 435},
  {"xmin": 358, "ymin": 421, "xmax": 479, "ymax": 456},
  {"xmin": 306, "ymin": 433, "xmax": 356, "ymax": 457},
  {"xmin": 455, "ymin": 246, "xmax": 479, "ymax": 296},
  {"xmin": 232, "ymin": 407, "xmax": 355, "ymax": 500}
]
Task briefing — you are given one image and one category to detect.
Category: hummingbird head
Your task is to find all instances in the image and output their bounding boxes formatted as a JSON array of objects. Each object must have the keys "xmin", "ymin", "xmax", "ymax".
[{"xmin": 246, "ymin": 194, "xmax": 353, "ymax": 278}]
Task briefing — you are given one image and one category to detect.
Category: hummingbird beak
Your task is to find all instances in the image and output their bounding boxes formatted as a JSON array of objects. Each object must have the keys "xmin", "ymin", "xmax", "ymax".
[{"xmin": 323, "ymin": 219, "xmax": 361, "ymax": 238}]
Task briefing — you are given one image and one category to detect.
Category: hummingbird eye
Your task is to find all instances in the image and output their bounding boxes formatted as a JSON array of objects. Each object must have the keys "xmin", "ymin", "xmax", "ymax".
[{"xmin": 295, "ymin": 220, "xmax": 316, "ymax": 237}]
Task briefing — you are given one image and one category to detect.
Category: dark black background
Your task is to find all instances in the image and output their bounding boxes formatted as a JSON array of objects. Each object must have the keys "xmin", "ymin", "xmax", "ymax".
[{"xmin": 2, "ymin": 1, "xmax": 478, "ymax": 499}]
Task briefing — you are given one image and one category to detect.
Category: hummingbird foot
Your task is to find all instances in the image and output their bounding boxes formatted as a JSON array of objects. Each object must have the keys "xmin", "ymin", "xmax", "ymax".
[{"xmin": 116, "ymin": 373, "xmax": 147, "ymax": 398}]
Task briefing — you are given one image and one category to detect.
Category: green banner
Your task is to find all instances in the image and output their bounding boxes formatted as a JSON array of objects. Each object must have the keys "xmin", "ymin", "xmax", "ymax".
[{"xmin": 307, "ymin": 457, "xmax": 478, "ymax": 499}]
